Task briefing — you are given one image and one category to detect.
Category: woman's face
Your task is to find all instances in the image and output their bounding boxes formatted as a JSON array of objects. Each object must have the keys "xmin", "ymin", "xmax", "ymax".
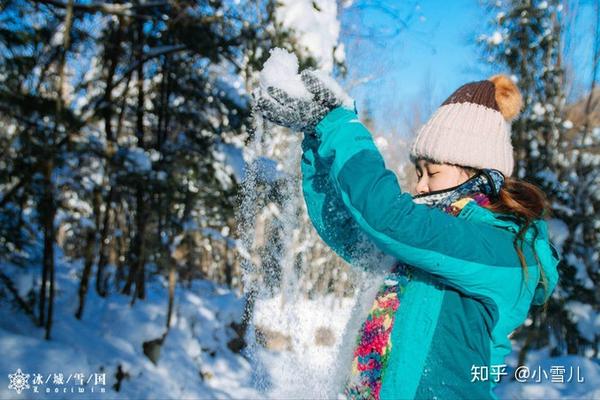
[{"xmin": 414, "ymin": 159, "xmax": 474, "ymax": 195}]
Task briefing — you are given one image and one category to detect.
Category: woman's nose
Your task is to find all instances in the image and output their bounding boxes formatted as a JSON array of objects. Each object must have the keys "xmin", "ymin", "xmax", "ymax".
[{"xmin": 415, "ymin": 179, "xmax": 429, "ymax": 195}]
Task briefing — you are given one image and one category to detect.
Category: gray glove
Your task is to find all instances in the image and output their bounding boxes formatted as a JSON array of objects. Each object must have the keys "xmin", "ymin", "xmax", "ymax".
[{"xmin": 252, "ymin": 69, "xmax": 354, "ymax": 134}]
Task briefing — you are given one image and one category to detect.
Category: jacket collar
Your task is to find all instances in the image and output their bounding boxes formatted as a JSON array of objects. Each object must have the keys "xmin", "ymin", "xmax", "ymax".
[{"xmin": 412, "ymin": 168, "xmax": 505, "ymax": 208}]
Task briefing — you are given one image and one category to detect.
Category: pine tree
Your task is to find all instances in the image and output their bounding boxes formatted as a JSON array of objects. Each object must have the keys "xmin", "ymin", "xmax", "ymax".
[
  {"xmin": 479, "ymin": 0, "xmax": 599, "ymax": 361},
  {"xmin": 0, "ymin": 0, "xmax": 87, "ymax": 338},
  {"xmin": 0, "ymin": 0, "xmax": 329, "ymax": 338}
]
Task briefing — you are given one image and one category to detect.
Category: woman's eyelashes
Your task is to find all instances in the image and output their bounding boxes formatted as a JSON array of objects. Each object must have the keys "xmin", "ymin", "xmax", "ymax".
[{"xmin": 416, "ymin": 170, "xmax": 439, "ymax": 181}]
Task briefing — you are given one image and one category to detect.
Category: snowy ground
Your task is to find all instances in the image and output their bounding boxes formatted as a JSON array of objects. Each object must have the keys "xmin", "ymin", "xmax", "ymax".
[
  {"xmin": 1, "ymin": 256, "xmax": 598, "ymax": 399},
  {"xmin": 0, "ymin": 254, "xmax": 260, "ymax": 400}
]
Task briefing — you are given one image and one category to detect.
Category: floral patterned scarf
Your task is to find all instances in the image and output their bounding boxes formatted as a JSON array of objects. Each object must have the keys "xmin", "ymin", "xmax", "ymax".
[{"xmin": 342, "ymin": 168, "xmax": 504, "ymax": 400}]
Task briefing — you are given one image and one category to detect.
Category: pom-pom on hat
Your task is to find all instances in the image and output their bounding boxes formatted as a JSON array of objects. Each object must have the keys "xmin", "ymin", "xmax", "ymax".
[{"xmin": 409, "ymin": 74, "xmax": 523, "ymax": 177}]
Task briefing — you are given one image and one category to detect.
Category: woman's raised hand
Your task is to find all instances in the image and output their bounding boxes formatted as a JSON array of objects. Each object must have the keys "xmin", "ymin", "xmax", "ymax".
[{"xmin": 252, "ymin": 69, "xmax": 354, "ymax": 134}]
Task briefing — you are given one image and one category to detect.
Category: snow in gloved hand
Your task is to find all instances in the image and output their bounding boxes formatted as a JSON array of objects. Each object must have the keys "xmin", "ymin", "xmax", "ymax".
[
  {"xmin": 258, "ymin": 48, "xmax": 313, "ymax": 100},
  {"xmin": 254, "ymin": 48, "xmax": 356, "ymax": 133}
]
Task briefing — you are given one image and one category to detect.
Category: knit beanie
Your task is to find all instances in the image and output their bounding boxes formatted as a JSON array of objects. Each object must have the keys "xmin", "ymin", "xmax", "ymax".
[{"xmin": 409, "ymin": 74, "xmax": 523, "ymax": 177}]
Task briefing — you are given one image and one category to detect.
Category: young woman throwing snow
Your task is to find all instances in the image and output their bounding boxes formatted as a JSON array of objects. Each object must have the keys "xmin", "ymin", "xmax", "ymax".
[{"xmin": 252, "ymin": 68, "xmax": 561, "ymax": 400}]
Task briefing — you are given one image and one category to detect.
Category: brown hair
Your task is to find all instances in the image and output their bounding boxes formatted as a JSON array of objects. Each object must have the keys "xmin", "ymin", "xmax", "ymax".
[{"xmin": 461, "ymin": 166, "xmax": 552, "ymax": 311}]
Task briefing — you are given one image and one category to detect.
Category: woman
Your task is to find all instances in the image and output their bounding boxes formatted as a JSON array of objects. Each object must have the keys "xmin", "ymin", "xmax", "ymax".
[{"xmin": 252, "ymin": 71, "xmax": 561, "ymax": 400}]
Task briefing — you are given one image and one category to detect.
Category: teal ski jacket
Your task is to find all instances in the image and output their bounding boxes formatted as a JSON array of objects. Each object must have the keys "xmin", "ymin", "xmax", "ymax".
[{"xmin": 300, "ymin": 106, "xmax": 561, "ymax": 400}]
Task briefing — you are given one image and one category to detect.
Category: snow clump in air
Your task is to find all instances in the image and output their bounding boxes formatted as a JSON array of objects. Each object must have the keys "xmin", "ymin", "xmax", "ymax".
[
  {"xmin": 259, "ymin": 47, "xmax": 355, "ymax": 111},
  {"xmin": 259, "ymin": 48, "xmax": 313, "ymax": 100}
]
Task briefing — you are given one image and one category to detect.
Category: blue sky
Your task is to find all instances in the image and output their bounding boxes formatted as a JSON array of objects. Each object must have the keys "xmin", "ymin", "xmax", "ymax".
[
  {"xmin": 344, "ymin": 0, "xmax": 492, "ymax": 98},
  {"xmin": 338, "ymin": 0, "xmax": 597, "ymax": 135}
]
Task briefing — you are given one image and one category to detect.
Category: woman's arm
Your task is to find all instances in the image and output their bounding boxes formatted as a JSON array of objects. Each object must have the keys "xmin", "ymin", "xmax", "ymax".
[
  {"xmin": 310, "ymin": 106, "xmax": 552, "ymax": 304},
  {"xmin": 300, "ymin": 132, "xmax": 394, "ymax": 271}
]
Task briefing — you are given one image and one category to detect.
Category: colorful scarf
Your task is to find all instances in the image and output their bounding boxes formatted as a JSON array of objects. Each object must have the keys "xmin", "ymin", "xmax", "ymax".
[{"xmin": 342, "ymin": 168, "xmax": 504, "ymax": 400}]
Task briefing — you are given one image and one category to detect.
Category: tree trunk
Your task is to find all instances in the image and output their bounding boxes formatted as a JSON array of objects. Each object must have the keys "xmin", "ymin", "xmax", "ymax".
[
  {"xmin": 38, "ymin": 217, "xmax": 48, "ymax": 328},
  {"xmin": 41, "ymin": 0, "xmax": 74, "ymax": 340},
  {"xmin": 122, "ymin": 17, "xmax": 147, "ymax": 303},
  {"xmin": 122, "ymin": 193, "xmax": 147, "ymax": 301},
  {"xmin": 166, "ymin": 263, "xmax": 176, "ymax": 331},
  {"xmin": 96, "ymin": 186, "xmax": 114, "ymax": 297},
  {"xmin": 133, "ymin": 14, "xmax": 147, "ymax": 302},
  {"xmin": 224, "ymin": 239, "xmax": 233, "ymax": 287},
  {"xmin": 95, "ymin": 17, "xmax": 124, "ymax": 297},
  {"xmin": 42, "ymin": 159, "xmax": 56, "ymax": 340},
  {"xmin": 115, "ymin": 204, "xmax": 127, "ymax": 289},
  {"xmin": 76, "ymin": 228, "xmax": 96, "ymax": 319}
]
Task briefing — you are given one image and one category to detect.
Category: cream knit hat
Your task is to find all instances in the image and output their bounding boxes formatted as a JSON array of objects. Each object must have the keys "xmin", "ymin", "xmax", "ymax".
[{"xmin": 409, "ymin": 75, "xmax": 523, "ymax": 177}]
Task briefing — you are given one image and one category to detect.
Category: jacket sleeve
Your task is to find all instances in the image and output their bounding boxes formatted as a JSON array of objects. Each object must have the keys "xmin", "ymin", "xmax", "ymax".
[
  {"xmin": 311, "ymin": 106, "xmax": 541, "ymax": 303},
  {"xmin": 300, "ymin": 132, "xmax": 395, "ymax": 271}
]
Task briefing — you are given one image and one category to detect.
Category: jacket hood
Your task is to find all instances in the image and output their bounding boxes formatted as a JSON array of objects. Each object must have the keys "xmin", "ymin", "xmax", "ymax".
[
  {"xmin": 460, "ymin": 201, "xmax": 561, "ymax": 306},
  {"xmin": 528, "ymin": 219, "xmax": 561, "ymax": 305}
]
